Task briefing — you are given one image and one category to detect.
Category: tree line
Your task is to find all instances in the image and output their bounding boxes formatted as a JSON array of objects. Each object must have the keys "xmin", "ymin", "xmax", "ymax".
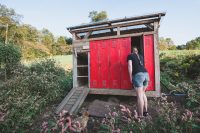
[
  {"xmin": 0, "ymin": 4, "xmax": 72, "ymax": 59},
  {"xmin": 159, "ymin": 36, "xmax": 200, "ymax": 50},
  {"xmin": 0, "ymin": 4, "xmax": 199, "ymax": 60}
]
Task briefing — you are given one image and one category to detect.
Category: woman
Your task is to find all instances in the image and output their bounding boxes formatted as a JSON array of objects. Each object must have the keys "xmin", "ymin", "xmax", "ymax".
[{"xmin": 127, "ymin": 47, "xmax": 149, "ymax": 118}]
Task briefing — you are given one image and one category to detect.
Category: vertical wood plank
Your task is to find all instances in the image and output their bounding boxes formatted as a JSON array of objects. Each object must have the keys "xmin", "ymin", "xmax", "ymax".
[
  {"xmin": 90, "ymin": 41, "xmax": 99, "ymax": 88},
  {"xmin": 120, "ymin": 38, "xmax": 132, "ymax": 89},
  {"xmin": 143, "ymin": 35, "xmax": 155, "ymax": 91},
  {"xmin": 109, "ymin": 39, "xmax": 121, "ymax": 89},
  {"xmin": 154, "ymin": 21, "xmax": 161, "ymax": 97},
  {"xmin": 99, "ymin": 40, "xmax": 110, "ymax": 88},
  {"xmin": 73, "ymin": 50, "xmax": 77, "ymax": 88},
  {"xmin": 117, "ymin": 27, "xmax": 120, "ymax": 35},
  {"xmin": 88, "ymin": 51, "xmax": 90, "ymax": 88}
]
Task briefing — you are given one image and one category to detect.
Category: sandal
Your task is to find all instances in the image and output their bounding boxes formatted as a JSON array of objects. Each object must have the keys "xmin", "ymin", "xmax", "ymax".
[{"xmin": 143, "ymin": 112, "xmax": 149, "ymax": 117}]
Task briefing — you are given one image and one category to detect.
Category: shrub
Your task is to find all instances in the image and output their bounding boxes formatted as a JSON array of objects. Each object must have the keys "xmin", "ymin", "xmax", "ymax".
[
  {"xmin": 0, "ymin": 42, "xmax": 21, "ymax": 80},
  {"xmin": 0, "ymin": 59, "xmax": 72, "ymax": 132},
  {"xmin": 97, "ymin": 97, "xmax": 200, "ymax": 133},
  {"xmin": 160, "ymin": 51, "xmax": 200, "ymax": 110}
]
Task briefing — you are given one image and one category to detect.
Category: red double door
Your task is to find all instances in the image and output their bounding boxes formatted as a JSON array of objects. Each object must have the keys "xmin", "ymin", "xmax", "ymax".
[
  {"xmin": 143, "ymin": 35, "xmax": 155, "ymax": 91},
  {"xmin": 90, "ymin": 35, "xmax": 155, "ymax": 91},
  {"xmin": 90, "ymin": 37, "xmax": 132, "ymax": 89}
]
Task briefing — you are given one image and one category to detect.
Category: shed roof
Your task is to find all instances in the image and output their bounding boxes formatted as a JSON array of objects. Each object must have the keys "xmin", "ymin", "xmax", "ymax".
[{"xmin": 67, "ymin": 12, "xmax": 165, "ymax": 39}]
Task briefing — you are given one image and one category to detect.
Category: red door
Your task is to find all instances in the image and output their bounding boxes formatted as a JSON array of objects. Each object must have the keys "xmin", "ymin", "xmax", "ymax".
[
  {"xmin": 90, "ymin": 38, "xmax": 131, "ymax": 89},
  {"xmin": 109, "ymin": 39, "xmax": 121, "ymax": 89},
  {"xmin": 90, "ymin": 40, "xmax": 99, "ymax": 88},
  {"xmin": 143, "ymin": 35, "xmax": 155, "ymax": 91},
  {"xmin": 99, "ymin": 40, "xmax": 109, "ymax": 88},
  {"xmin": 120, "ymin": 38, "xmax": 132, "ymax": 89}
]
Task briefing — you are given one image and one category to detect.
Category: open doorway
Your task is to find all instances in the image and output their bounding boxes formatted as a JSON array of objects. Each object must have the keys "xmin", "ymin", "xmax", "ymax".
[
  {"xmin": 131, "ymin": 36, "xmax": 143, "ymax": 55},
  {"xmin": 77, "ymin": 52, "xmax": 88, "ymax": 87},
  {"xmin": 131, "ymin": 36, "xmax": 144, "ymax": 64}
]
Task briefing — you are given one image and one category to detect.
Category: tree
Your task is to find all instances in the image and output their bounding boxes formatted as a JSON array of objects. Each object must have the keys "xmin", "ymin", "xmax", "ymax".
[
  {"xmin": 0, "ymin": 4, "xmax": 22, "ymax": 24},
  {"xmin": 41, "ymin": 28, "xmax": 55, "ymax": 53},
  {"xmin": 0, "ymin": 4, "xmax": 23, "ymax": 44},
  {"xmin": 65, "ymin": 37, "xmax": 72, "ymax": 45},
  {"xmin": 55, "ymin": 36, "xmax": 72, "ymax": 55},
  {"xmin": 177, "ymin": 44, "xmax": 186, "ymax": 50},
  {"xmin": 57, "ymin": 36, "xmax": 66, "ymax": 44},
  {"xmin": 23, "ymin": 24, "xmax": 39, "ymax": 43},
  {"xmin": 186, "ymin": 37, "xmax": 200, "ymax": 50},
  {"xmin": 159, "ymin": 37, "xmax": 176, "ymax": 50},
  {"xmin": 88, "ymin": 11, "xmax": 108, "ymax": 22}
]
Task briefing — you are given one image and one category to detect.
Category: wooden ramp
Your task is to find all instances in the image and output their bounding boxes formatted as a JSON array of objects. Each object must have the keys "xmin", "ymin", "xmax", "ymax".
[{"xmin": 55, "ymin": 87, "xmax": 90, "ymax": 114}]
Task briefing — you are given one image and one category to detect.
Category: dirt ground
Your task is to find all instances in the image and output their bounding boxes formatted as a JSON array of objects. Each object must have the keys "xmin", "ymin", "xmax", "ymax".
[{"xmin": 31, "ymin": 94, "xmax": 186, "ymax": 132}]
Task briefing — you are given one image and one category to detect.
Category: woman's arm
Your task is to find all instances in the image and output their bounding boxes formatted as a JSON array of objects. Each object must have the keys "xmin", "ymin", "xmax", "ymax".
[{"xmin": 128, "ymin": 60, "xmax": 132, "ymax": 83}]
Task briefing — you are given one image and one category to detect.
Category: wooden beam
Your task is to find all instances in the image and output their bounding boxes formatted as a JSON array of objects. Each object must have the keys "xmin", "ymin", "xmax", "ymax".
[
  {"xmin": 88, "ymin": 53, "xmax": 90, "ymax": 88},
  {"xmin": 144, "ymin": 24, "xmax": 154, "ymax": 30},
  {"xmin": 108, "ymin": 23, "xmax": 114, "ymax": 33},
  {"xmin": 89, "ymin": 88, "xmax": 160, "ymax": 97},
  {"xmin": 117, "ymin": 27, "xmax": 120, "ymax": 35},
  {"xmin": 73, "ymin": 50, "xmax": 78, "ymax": 88},
  {"xmin": 72, "ymin": 33, "xmax": 76, "ymax": 40},
  {"xmin": 84, "ymin": 27, "xmax": 150, "ymax": 39},
  {"xmin": 73, "ymin": 31, "xmax": 155, "ymax": 43},
  {"xmin": 84, "ymin": 31, "xmax": 93, "ymax": 39},
  {"xmin": 72, "ymin": 33, "xmax": 81, "ymax": 40},
  {"xmin": 153, "ymin": 21, "xmax": 161, "ymax": 97},
  {"xmin": 67, "ymin": 12, "xmax": 166, "ymax": 30},
  {"xmin": 71, "ymin": 19, "xmax": 157, "ymax": 33},
  {"xmin": 73, "ymin": 41, "xmax": 89, "ymax": 48}
]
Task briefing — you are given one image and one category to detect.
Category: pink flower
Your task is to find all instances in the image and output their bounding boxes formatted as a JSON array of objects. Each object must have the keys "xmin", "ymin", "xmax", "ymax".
[
  {"xmin": 42, "ymin": 121, "xmax": 48, "ymax": 129},
  {"xmin": 112, "ymin": 112, "xmax": 118, "ymax": 117},
  {"xmin": 121, "ymin": 108, "xmax": 126, "ymax": 112},
  {"xmin": 120, "ymin": 104, "xmax": 126, "ymax": 109},
  {"xmin": 126, "ymin": 108, "xmax": 131, "ymax": 114},
  {"xmin": 117, "ymin": 128, "xmax": 121, "ymax": 133},
  {"xmin": 185, "ymin": 109, "xmax": 193, "ymax": 119}
]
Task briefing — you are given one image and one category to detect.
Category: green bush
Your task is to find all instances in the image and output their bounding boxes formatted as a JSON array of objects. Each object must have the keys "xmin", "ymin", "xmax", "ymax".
[
  {"xmin": 0, "ymin": 42, "xmax": 21, "ymax": 80},
  {"xmin": 160, "ymin": 51, "xmax": 200, "ymax": 109},
  {"xmin": 0, "ymin": 59, "xmax": 72, "ymax": 132}
]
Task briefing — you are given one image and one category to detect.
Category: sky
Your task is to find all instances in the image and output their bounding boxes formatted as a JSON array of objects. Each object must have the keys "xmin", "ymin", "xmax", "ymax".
[{"xmin": 0, "ymin": 0, "xmax": 200, "ymax": 45}]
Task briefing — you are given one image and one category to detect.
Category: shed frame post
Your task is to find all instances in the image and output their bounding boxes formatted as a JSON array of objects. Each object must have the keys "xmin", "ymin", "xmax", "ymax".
[
  {"xmin": 153, "ymin": 21, "xmax": 160, "ymax": 97},
  {"xmin": 88, "ymin": 51, "xmax": 90, "ymax": 88},
  {"xmin": 73, "ymin": 49, "xmax": 78, "ymax": 88}
]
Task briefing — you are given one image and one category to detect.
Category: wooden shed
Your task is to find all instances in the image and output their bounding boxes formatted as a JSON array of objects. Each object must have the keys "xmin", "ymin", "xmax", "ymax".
[{"xmin": 56, "ymin": 12, "xmax": 166, "ymax": 114}]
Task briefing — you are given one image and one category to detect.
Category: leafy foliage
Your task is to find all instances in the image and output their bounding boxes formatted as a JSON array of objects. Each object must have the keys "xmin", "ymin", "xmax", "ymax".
[
  {"xmin": 186, "ymin": 36, "xmax": 200, "ymax": 50},
  {"xmin": 88, "ymin": 11, "xmax": 108, "ymax": 22},
  {"xmin": 0, "ymin": 4, "xmax": 22, "ymax": 24},
  {"xmin": 0, "ymin": 4, "xmax": 72, "ymax": 59},
  {"xmin": 40, "ymin": 99, "xmax": 200, "ymax": 133},
  {"xmin": 160, "ymin": 50, "xmax": 200, "ymax": 109},
  {"xmin": 159, "ymin": 37, "xmax": 176, "ymax": 50},
  {"xmin": 0, "ymin": 59, "xmax": 72, "ymax": 132},
  {"xmin": 0, "ymin": 42, "xmax": 21, "ymax": 80}
]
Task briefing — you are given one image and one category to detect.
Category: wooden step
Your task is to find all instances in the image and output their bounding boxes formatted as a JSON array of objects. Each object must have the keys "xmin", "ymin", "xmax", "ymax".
[{"xmin": 55, "ymin": 87, "xmax": 90, "ymax": 114}]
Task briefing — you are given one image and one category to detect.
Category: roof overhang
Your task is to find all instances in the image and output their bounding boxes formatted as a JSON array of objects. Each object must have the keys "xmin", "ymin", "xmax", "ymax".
[{"xmin": 67, "ymin": 12, "xmax": 166, "ymax": 39}]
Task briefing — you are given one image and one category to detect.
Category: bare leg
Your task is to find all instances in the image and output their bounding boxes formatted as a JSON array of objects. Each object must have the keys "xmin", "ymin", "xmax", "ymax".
[
  {"xmin": 143, "ymin": 86, "xmax": 148, "ymax": 112},
  {"xmin": 135, "ymin": 87, "xmax": 144, "ymax": 117}
]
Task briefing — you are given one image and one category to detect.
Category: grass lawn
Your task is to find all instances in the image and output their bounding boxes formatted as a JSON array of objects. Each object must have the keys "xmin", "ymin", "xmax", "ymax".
[
  {"xmin": 160, "ymin": 50, "xmax": 200, "ymax": 56},
  {"xmin": 22, "ymin": 55, "xmax": 72, "ymax": 70}
]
